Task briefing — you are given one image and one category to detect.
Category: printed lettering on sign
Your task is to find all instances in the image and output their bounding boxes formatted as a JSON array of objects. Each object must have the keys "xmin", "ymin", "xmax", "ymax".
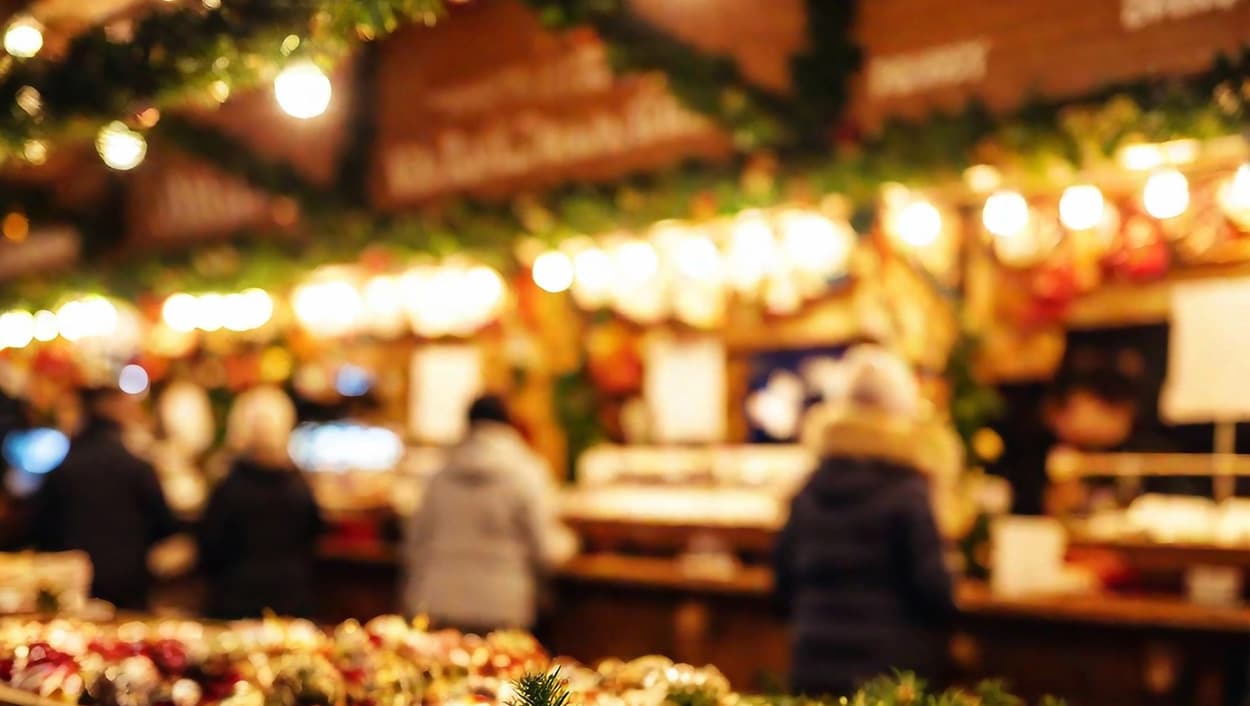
[
  {"xmin": 1122, "ymin": 0, "xmax": 1240, "ymax": 30},
  {"xmin": 867, "ymin": 39, "xmax": 990, "ymax": 99},
  {"xmin": 385, "ymin": 87, "xmax": 714, "ymax": 202}
]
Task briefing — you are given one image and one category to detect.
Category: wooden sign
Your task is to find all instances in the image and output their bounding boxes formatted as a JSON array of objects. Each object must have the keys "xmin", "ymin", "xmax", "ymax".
[
  {"xmin": 0, "ymin": 226, "xmax": 79, "ymax": 281},
  {"xmin": 371, "ymin": 0, "xmax": 735, "ymax": 209},
  {"xmin": 852, "ymin": 0, "xmax": 1250, "ymax": 127},
  {"xmin": 126, "ymin": 153, "xmax": 279, "ymax": 245}
]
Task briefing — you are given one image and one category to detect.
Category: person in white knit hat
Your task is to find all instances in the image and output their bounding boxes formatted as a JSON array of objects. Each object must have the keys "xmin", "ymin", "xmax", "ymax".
[{"xmin": 776, "ymin": 344, "xmax": 956, "ymax": 696}]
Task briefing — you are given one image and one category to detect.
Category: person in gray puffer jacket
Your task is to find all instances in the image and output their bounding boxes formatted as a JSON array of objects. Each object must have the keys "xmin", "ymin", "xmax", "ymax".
[{"xmin": 402, "ymin": 396, "xmax": 576, "ymax": 634}]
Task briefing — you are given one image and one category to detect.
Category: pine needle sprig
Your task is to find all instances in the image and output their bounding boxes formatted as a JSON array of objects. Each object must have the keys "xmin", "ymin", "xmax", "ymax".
[{"xmin": 509, "ymin": 669, "xmax": 572, "ymax": 706}]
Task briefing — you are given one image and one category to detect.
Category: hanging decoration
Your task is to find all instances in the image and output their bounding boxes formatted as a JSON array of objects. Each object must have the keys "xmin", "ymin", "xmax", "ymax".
[
  {"xmin": 519, "ymin": 0, "xmax": 860, "ymax": 149},
  {"xmin": 529, "ymin": 206, "xmax": 856, "ymax": 329},
  {"xmin": 0, "ymin": 0, "xmax": 447, "ymax": 157}
]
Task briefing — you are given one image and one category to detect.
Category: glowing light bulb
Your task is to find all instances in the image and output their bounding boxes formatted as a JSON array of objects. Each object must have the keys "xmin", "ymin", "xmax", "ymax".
[
  {"xmin": 982, "ymin": 190, "xmax": 1030, "ymax": 238},
  {"xmin": 727, "ymin": 211, "xmax": 777, "ymax": 291},
  {"xmin": 362, "ymin": 276, "xmax": 405, "ymax": 335},
  {"xmin": 162, "ymin": 293, "xmax": 200, "ymax": 333},
  {"xmin": 55, "ymin": 301, "xmax": 88, "ymax": 342},
  {"xmin": 241, "ymin": 288, "xmax": 274, "ymax": 330},
  {"xmin": 274, "ymin": 60, "xmax": 332, "ymax": 119},
  {"xmin": 461, "ymin": 265, "xmax": 505, "ymax": 331},
  {"xmin": 1143, "ymin": 169, "xmax": 1190, "ymax": 220},
  {"xmin": 674, "ymin": 235, "xmax": 721, "ymax": 282},
  {"xmin": 4, "ymin": 15, "xmax": 43, "ymax": 59},
  {"xmin": 293, "ymin": 280, "xmax": 361, "ymax": 337},
  {"xmin": 118, "ymin": 365, "xmax": 150, "ymax": 396},
  {"xmin": 32, "ymin": 310, "xmax": 57, "ymax": 342},
  {"xmin": 615, "ymin": 241, "xmax": 659, "ymax": 283},
  {"xmin": 1059, "ymin": 185, "xmax": 1105, "ymax": 231},
  {"xmin": 0, "ymin": 310, "xmax": 34, "ymax": 349},
  {"xmin": 532, "ymin": 251, "xmax": 575, "ymax": 293},
  {"xmin": 96, "ymin": 122, "xmax": 147, "ymax": 171},
  {"xmin": 195, "ymin": 293, "xmax": 225, "ymax": 332},
  {"xmin": 778, "ymin": 210, "xmax": 853, "ymax": 277},
  {"xmin": 572, "ymin": 248, "xmax": 613, "ymax": 307},
  {"xmin": 896, "ymin": 199, "xmax": 942, "ymax": 248},
  {"xmin": 1220, "ymin": 164, "xmax": 1250, "ymax": 218}
]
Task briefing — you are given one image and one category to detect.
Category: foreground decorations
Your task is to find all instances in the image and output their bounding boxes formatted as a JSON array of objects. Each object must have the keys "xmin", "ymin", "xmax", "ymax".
[{"xmin": 0, "ymin": 617, "xmax": 1065, "ymax": 706}]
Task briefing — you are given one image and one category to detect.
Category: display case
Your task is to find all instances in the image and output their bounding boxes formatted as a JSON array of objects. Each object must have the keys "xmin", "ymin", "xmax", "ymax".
[{"xmin": 560, "ymin": 444, "xmax": 815, "ymax": 561}]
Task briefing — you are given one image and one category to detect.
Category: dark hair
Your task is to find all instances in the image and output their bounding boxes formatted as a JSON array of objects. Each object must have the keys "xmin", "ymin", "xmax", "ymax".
[
  {"xmin": 1046, "ymin": 346, "xmax": 1142, "ymax": 408},
  {"xmin": 467, "ymin": 395, "xmax": 510, "ymax": 427}
]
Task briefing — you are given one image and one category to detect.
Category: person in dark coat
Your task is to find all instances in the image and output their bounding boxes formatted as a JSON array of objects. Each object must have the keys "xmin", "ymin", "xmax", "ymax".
[
  {"xmin": 775, "ymin": 346, "xmax": 956, "ymax": 697},
  {"xmin": 198, "ymin": 386, "xmax": 322, "ymax": 619},
  {"xmin": 31, "ymin": 387, "xmax": 179, "ymax": 611}
]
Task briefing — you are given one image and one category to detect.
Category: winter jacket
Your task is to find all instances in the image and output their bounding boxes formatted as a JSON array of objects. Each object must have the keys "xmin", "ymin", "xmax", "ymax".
[
  {"xmin": 197, "ymin": 459, "xmax": 324, "ymax": 619},
  {"xmin": 402, "ymin": 422, "xmax": 575, "ymax": 631},
  {"xmin": 777, "ymin": 411, "xmax": 956, "ymax": 696},
  {"xmin": 32, "ymin": 421, "xmax": 179, "ymax": 610}
]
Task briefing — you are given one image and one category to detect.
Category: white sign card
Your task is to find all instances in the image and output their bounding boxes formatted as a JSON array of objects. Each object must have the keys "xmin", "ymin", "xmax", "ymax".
[
  {"xmin": 1122, "ymin": 0, "xmax": 1239, "ymax": 31},
  {"xmin": 643, "ymin": 335, "xmax": 727, "ymax": 443},
  {"xmin": 1161, "ymin": 278, "xmax": 1250, "ymax": 423},
  {"xmin": 409, "ymin": 344, "xmax": 483, "ymax": 444}
]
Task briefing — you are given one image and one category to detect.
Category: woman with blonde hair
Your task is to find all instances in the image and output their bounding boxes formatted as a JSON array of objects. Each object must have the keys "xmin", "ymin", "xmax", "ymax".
[
  {"xmin": 198, "ymin": 386, "xmax": 323, "ymax": 618},
  {"xmin": 775, "ymin": 345, "xmax": 956, "ymax": 696}
]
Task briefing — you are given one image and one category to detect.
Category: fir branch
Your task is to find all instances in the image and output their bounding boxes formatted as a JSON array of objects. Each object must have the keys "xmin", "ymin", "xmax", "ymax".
[
  {"xmin": 508, "ymin": 670, "xmax": 571, "ymax": 706},
  {"xmin": 0, "ymin": 0, "xmax": 445, "ymax": 154}
]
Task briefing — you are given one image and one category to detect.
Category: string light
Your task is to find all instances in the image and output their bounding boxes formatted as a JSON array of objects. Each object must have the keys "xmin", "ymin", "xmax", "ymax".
[
  {"xmin": 274, "ymin": 60, "xmax": 332, "ymax": 119},
  {"xmin": 572, "ymin": 248, "xmax": 613, "ymax": 307},
  {"xmin": 532, "ymin": 251, "xmax": 575, "ymax": 293},
  {"xmin": 896, "ymin": 199, "xmax": 942, "ymax": 248},
  {"xmin": 726, "ymin": 211, "xmax": 777, "ymax": 291},
  {"xmin": 1219, "ymin": 164, "xmax": 1250, "ymax": 218},
  {"xmin": 982, "ymin": 190, "xmax": 1030, "ymax": 238},
  {"xmin": 56, "ymin": 297, "xmax": 116, "ymax": 342},
  {"xmin": 0, "ymin": 311, "xmax": 34, "ymax": 350},
  {"xmin": 1142, "ymin": 169, "xmax": 1190, "ymax": 220},
  {"xmin": 32, "ymin": 310, "xmax": 57, "ymax": 342},
  {"xmin": 674, "ymin": 234, "xmax": 721, "ymax": 282},
  {"xmin": 22, "ymin": 140, "xmax": 47, "ymax": 165},
  {"xmin": 162, "ymin": 293, "xmax": 200, "ymax": 333},
  {"xmin": 4, "ymin": 15, "xmax": 43, "ymax": 59},
  {"xmin": 293, "ymin": 280, "xmax": 362, "ymax": 337},
  {"xmin": 96, "ymin": 122, "xmax": 147, "ymax": 171},
  {"xmin": 1059, "ymin": 185, "xmax": 1105, "ymax": 231},
  {"xmin": 777, "ymin": 210, "xmax": 853, "ymax": 277}
]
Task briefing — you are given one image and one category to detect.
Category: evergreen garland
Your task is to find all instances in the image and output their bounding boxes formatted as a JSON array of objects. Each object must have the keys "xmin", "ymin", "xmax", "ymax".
[
  {"xmin": 0, "ymin": 0, "xmax": 446, "ymax": 156},
  {"xmin": 519, "ymin": 0, "xmax": 860, "ymax": 150}
]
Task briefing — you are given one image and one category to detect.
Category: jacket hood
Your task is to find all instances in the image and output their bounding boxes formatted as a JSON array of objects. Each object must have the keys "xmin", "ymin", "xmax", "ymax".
[
  {"xmin": 444, "ymin": 422, "xmax": 531, "ymax": 482},
  {"xmin": 800, "ymin": 405, "xmax": 963, "ymax": 480}
]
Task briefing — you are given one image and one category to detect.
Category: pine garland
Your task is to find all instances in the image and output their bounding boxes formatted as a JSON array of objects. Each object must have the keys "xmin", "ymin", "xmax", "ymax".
[
  {"xmin": 520, "ymin": 0, "xmax": 860, "ymax": 150},
  {"xmin": 0, "ymin": 0, "xmax": 445, "ymax": 156}
]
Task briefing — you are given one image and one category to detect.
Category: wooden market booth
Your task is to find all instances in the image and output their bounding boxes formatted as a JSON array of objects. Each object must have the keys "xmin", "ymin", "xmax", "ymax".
[{"xmin": 3, "ymin": 1, "xmax": 1250, "ymax": 706}]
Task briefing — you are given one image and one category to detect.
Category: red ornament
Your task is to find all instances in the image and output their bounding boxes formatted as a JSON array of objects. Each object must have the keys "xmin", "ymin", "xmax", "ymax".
[{"xmin": 1106, "ymin": 214, "xmax": 1170, "ymax": 281}]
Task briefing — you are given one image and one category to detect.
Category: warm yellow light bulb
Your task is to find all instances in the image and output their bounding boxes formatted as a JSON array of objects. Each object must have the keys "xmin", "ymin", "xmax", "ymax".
[
  {"xmin": 96, "ymin": 122, "xmax": 147, "ymax": 171},
  {"xmin": 1142, "ymin": 169, "xmax": 1190, "ymax": 220},
  {"xmin": 274, "ymin": 60, "xmax": 332, "ymax": 119},
  {"xmin": 982, "ymin": 190, "xmax": 1030, "ymax": 239},
  {"xmin": 532, "ymin": 251, "xmax": 575, "ymax": 293},
  {"xmin": 4, "ymin": 16, "xmax": 43, "ymax": 59},
  {"xmin": 1059, "ymin": 185, "xmax": 1105, "ymax": 231}
]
